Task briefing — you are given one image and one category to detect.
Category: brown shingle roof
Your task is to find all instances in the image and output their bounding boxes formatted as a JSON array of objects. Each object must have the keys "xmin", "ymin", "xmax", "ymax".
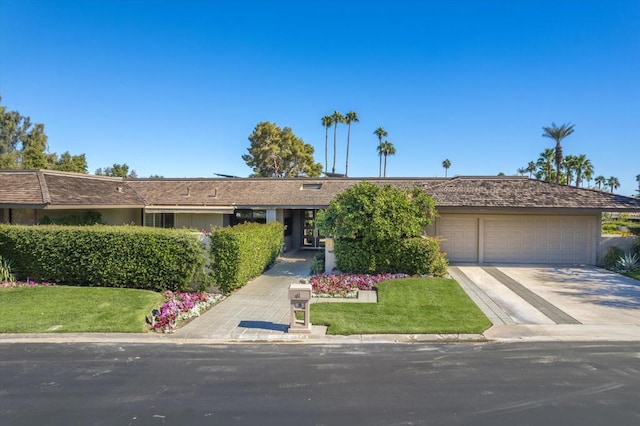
[
  {"xmin": 3, "ymin": 171, "xmax": 640, "ymax": 211},
  {"xmin": 1, "ymin": 170, "xmax": 145, "ymax": 207}
]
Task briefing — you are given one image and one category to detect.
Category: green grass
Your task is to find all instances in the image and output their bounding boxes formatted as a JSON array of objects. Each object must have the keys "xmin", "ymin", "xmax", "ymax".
[
  {"xmin": 310, "ymin": 277, "xmax": 492, "ymax": 335},
  {"xmin": 623, "ymin": 269, "xmax": 640, "ymax": 281},
  {"xmin": 0, "ymin": 286, "xmax": 164, "ymax": 333}
]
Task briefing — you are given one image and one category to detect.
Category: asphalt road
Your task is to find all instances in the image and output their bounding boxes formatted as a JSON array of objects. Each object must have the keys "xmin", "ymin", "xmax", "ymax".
[{"xmin": 1, "ymin": 342, "xmax": 639, "ymax": 425}]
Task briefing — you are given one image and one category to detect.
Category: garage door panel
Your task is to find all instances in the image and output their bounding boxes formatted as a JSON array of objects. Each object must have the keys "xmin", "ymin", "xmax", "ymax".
[
  {"xmin": 437, "ymin": 217, "xmax": 478, "ymax": 262},
  {"xmin": 483, "ymin": 216, "xmax": 593, "ymax": 264}
]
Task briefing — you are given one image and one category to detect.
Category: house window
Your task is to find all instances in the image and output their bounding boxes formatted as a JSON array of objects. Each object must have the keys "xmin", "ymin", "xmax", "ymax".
[
  {"xmin": 145, "ymin": 213, "xmax": 174, "ymax": 228},
  {"xmin": 232, "ymin": 209, "xmax": 267, "ymax": 225}
]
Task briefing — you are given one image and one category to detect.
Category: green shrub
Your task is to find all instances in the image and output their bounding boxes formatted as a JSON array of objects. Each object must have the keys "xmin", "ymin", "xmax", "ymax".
[
  {"xmin": 210, "ymin": 222, "xmax": 284, "ymax": 293},
  {"xmin": 0, "ymin": 225, "xmax": 207, "ymax": 291},
  {"xmin": 0, "ymin": 255, "xmax": 16, "ymax": 283},
  {"xmin": 335, "ymin": 237, "xmax": 447, "ymax": 276},
  {"xmin": 634, "ymin": 239, "xmax": 640, "ymax": 257},
  {"xmin": 310, "ymin": 251, "xmax": 325, "ymax": 274},
  {"xmin": 602, "ymin": 246, "xmax": 624, "ymax": 269}
]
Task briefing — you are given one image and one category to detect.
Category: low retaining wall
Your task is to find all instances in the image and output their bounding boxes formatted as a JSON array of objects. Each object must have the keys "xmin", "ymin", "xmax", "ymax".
[{"xmin": 598, "ymin": 235, "xmax": 639, "ymax": 263}]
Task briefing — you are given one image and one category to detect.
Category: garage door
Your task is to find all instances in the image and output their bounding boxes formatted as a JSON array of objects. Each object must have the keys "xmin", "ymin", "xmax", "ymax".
[
  {"xmin": 436, "ymin": 215, "xmax": 596, "ymax": 264},
  {"xmin": 483, "ymin": 216, "xmax": 594, "ymax": 264},
  {"xmin": 437, "ymin": 217, "xmax": 479, "ymax": 262}
]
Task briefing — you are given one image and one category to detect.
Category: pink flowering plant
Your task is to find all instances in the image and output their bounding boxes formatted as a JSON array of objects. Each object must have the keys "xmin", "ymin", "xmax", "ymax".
[
  {"xmin": 150, "ymin": 290, "xmax": 224, "ymax": 333},
  {"xmin": 1, "ymin": 279, "xmax": 54, "ymax": 288},
  {"xmin": 310, "ymin": 273, "xmax": 408, "ymax": 298}
]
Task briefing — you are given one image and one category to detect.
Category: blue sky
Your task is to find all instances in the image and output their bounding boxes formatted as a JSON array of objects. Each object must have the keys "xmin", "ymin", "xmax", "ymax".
[{"xmin": 1, "ymin": 0, "xmax": 638, "ymax": 195}]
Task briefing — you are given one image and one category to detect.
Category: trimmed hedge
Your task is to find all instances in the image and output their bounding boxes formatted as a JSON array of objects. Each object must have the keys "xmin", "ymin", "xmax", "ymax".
[
  {"xmin": 0, "ymin": 225, "xmax": 207, "ymax": 292},
  {"xmin": 335, "ymin": 237, "xmax": 448, "ymax": 276},
  {"xmin": 210, "ymin": 222, "xmax": 284, "ymax": 293}
]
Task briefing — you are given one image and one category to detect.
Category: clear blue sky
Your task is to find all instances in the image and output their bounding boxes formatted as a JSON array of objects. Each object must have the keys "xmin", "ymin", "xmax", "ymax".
[{"xmin": 1, "ymin": 0, "xmax": 638, "ymax": 195}]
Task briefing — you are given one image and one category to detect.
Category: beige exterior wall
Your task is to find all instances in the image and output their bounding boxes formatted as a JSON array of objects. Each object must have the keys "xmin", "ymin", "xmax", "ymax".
[
  {"xmin": 598, "ymin": 235, "xmax": 640, "ymax": 264},
  {"xmin": 174, "ymin": 213, "xmax": 224, "ymax": 231}
]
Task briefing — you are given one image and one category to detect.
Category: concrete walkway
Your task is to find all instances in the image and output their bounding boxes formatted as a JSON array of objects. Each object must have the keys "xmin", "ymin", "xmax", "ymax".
[{"xmin": 171, "ymin": 250, "xmax": 324, "ymax": 341}]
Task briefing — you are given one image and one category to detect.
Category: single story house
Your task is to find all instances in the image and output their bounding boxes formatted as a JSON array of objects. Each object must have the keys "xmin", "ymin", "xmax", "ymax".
[{"xmin": 2, "ymin": 169, "xmax": 640, "ymax": 265}]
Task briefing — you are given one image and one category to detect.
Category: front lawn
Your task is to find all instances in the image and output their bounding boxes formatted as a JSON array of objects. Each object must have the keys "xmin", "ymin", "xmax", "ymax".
[
  {"xmin": 310, "ymin": 277, "xmax": 491, "ymax": 335},
  {"xmin": 624, "ymin": 269, "xmax": 640, "ymax": 281},
  {"xmin": 0, "ymin": 286, "xmax": 163, "ymax": 333}
]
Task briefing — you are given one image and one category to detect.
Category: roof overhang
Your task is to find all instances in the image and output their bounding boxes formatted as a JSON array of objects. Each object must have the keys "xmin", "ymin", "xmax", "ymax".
[{"xmin": 144, "ymin": 206, "xmax": 236, "ymax": 214}]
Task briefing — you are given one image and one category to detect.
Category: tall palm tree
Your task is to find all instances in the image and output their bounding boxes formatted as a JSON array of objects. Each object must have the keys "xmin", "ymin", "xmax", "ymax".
[
  {"xmin": 535, "ymin": 148, "xmax": 556, "ymax": 182},
  {"xmin": 331, "ymin": 111, "xmax": 344, "ymax": 174},
  {"xmin": 562, "ymin": 155, "xmax": 577, "ymax": 186},
  {"xmin": 595, "ymin": 175, "xmax": 606, "ymax": 190},
  {"xmin": 442, "ymin": 159, "xmax": 451, "ymax": 177},
  {"xmin": 607, "ymin": 176, "xmax": 620, "ymax": 194},
  {"xmin": 636, "ymin": 174, "xmax": 640, "ymax": 196},
  {"xmin": 344, "ymin": 111, "xmax": 359, "ymax": 177},
  {"xmin": 542, "ymin": 122, "xmax": 575, "ymax": 184},
  {"xmin": 321, "ymin": 115, "xmax": 333, "ymax": 175},
  {"xmin": 377, "ymin": 141, "xmax": 396, "ymax": 177},
  {"xmin": 526, "ymin": 161, "xmax": 537, "ymax": 178},
  {"xmin": 517, "ymin": 167, "xmax": 527, "ymax": 176},
  {"xmin": 373, "ymin": 127, "xmax": 388, "ymax": 177},
  {"xmin": 573, "ymin": 154, "xmax": 593, "ymax": 188}
]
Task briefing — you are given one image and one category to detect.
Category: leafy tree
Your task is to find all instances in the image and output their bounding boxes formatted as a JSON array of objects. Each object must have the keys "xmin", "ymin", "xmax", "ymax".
[
  {"xmin": 331, "ymin": 111, "xmax": 344, "ymax": 174},
  {"xmin": 242, "ymin": 121, "xmax": 322, "ymax": 178},
  {"xmin": 95, "ymin": 163, "xmax": 137, "ymax": 178},
  {"xmin": 373, "ymin": 126, "xmax": 387, "ymax": 177},
  {"xmin": 0, "ymin": 97, "xmax": 87, "ymax": 172},
  {"xmin": 607, "ymin": 176, "xmax": 620, "ymax": 194},
  {"xmin": 595, "ymin": 175, "xmax": 606, "ymax": 190},
  {"xmin": 542, "ymin": 122, "xmax": 575, "ymax": 184},
  {"xmin": 378, "ymin": 141, "xmax": 396, "ymax": 177},
  {"xmin": 442, "ymin": 159, "xmax": 451, "ymax": 177},
  {"xmin": 321, "ymin": 115, "xmax": 332, "ymax": 175},
  {"xmin": 344, "ymin": 111, "xmax": 359, "ymax": 177},
  {"xmin": 317, "ymin": 181, "xmax": 437, "ymax": 242}
]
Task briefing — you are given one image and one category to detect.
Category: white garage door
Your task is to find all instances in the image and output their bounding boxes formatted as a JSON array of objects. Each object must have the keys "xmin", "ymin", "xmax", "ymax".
[
  {"xmin": 483, "ymin": 216, "xmax": 594, "ymax": 264},
  {"xmin": 436, "ymin": 215, "xmax": 596, "ymax": 264},
  {"xmin": 437, "ymin": 217, "xmax": 479, "ymax": 262}
]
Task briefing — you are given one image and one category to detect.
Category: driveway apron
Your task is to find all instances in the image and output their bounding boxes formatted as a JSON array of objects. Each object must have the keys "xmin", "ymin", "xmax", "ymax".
[{"xmin": 172, "ymin": 250, "xmax": 315, "ymax": 340}]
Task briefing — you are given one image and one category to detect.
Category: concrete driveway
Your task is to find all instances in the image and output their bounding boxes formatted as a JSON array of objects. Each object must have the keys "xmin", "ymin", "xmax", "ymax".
[{"xmin": 449, "ymin": 265, "xmax": 640, "ymax": 341}]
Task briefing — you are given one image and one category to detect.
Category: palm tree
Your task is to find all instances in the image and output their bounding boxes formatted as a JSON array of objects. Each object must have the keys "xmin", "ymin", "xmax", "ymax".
[
  {"xmin": 595, "ymin": 175, "xmax": 606, "ymax": 190},
  {"xmin": 607, "ymin": 176, "xmax": 620, "ymax": 194},
  {"xmin": 535, "ymin": 148, "xmax": 556, "ymax": 182},
  {"xmin": 344, "ymin": 111, "xmax": 359, "ymax": 177},
  {"xmin": 321, "ymin": 115, "xmax": 333, "ymax": 175},
  {"xmin": 377, "ymin": 141, "xmax": 396, "ymax": 177},
  {"xmin": 331, "ymin": 111, "xmax": 344, "ymax": 174},
  {"xmin": 573, "ymin": 154, "xmax": 593, "ymax": 188},
  {"xmin": 442, "ymin": 159, "xmax": 451, "ymax": 177},
  {"xmin": 526, "ymin": 161, "xmax": 536, "ymax": 178},
  {"xmin": 542, "ymin": 122, "xmax": 575, "ymax": 184},
  {"xmin": 373, "ymin": 127, "xmax": 388, "ymax": 177},
  {"xmin": 517, "ymin": 167, "xmax": 527, "ymax": 176},
  {"xmin": 562, "ymin": 155, "xmax": 577, "ymax": 186},
  {"xmin": 636, "ymin": 174, "xmax": 640, "ymax": 196}
]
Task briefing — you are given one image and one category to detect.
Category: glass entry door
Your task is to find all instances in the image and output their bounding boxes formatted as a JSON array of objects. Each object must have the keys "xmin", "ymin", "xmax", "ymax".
[{"xmin": 302, "ymin": 209, "xmax": 325, "ymax": 249}]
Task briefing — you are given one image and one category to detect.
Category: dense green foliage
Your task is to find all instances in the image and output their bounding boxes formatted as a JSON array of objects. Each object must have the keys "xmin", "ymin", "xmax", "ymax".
[
  {"xmin": 0, "ymin": 225, "xmax": 207, "ymax": 291},
  {"xmin": 242, "ymin": 121, "xmax": 323, "ymax": 177},
  {"xmin": 334, "ymin": 237, "xmax": 447, "ymax": 275},
  {"xmin": 317, "ymin": 182, "xmax": 446, "ymax": 275},
  {"xmin": 210, "ymin": 222, "xmax": 284, "ymax": 293},
  {"xmin": 310, "ymin": 277, "xmax": 491, "ymax": 335},
  {"xmin": 0, "ymin": 286, "xmax": 163, "ymax": 333}
]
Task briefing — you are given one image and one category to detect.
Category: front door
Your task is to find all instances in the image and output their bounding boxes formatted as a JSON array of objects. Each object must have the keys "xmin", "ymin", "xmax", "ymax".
[{"xmin": 302, "ymin": 209, "xmax": 325, "ymax": 249}]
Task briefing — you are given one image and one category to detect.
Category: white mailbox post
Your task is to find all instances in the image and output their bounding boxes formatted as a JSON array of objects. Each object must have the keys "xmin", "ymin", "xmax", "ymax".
[{"xmin": 288, "ymin": 283, "xmax": 312, "ymax": 333}]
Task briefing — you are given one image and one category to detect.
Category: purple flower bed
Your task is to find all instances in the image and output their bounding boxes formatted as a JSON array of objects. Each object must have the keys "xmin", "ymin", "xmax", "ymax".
[
  {"xmin": 310, "ymin": 273, "xmax": 409, "ymax": 298},
  {"xmin": 1, "ymin": 280, "xmax": 54, "ymax": 288},
  {"xmin": 151, "ymin": 290, "xmax": 224, "ymax": 333}
]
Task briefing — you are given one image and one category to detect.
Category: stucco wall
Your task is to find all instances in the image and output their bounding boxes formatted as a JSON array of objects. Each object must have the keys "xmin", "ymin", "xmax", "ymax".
[
  {"xmin": 598, "ymin": 235, "xmax": 639, "ymax": 264},
  {"xmin": 175, "ymin": 213, "xmax": 224, "ymax": 231}
]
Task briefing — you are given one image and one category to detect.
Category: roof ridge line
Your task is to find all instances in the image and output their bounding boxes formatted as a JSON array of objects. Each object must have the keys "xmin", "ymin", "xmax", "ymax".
[{"xmin": 36, "ymin": 170, "xmax": 51, "ymax": 204}]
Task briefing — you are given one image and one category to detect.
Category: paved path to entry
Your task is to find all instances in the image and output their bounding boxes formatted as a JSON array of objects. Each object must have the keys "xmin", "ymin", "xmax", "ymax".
[{"xmin": 173, "ymin": 250, "xmax": 316, "ymax": 341}]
